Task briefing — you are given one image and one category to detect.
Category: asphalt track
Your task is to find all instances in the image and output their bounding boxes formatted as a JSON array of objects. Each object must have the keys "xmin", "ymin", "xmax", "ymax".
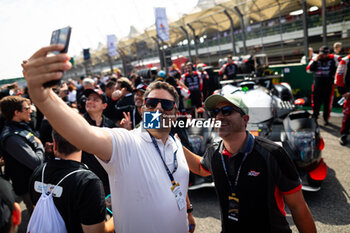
[{"xmin": 17, "ymin": 114, "xmax": 350, "ymax": 233}]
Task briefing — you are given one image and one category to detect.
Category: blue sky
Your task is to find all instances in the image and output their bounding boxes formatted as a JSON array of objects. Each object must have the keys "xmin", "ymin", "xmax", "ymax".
[{"xmin": 0, "ymin": 0, "xmax": 198, "ymax": 79}]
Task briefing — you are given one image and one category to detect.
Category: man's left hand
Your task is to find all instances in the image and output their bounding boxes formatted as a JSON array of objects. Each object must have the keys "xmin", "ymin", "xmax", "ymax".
[
  {"xmin": 120, "ymin": 112, "xmax": 132, "ymax": 130},
  {"xmin": 188, "ymin": 213, "xmax": 196, "ymax": 233}
]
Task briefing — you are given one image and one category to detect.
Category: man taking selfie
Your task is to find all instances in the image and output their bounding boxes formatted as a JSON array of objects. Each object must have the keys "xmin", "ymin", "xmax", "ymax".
[{"xmin": 22, "ymin": 44, "xmax": 195, "ymax": 233}]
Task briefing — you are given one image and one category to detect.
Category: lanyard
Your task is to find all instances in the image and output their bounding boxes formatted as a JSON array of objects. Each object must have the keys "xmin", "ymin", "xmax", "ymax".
[
  {"xmin": 132, "ymin": 107, "xmax": 136, "ymax": 129},
  {"xmin": 148, "ymin": 132, "xmax": 178, "ymax": 184},
  {"xmin": 220, "ymin": 133, "xmax": 253, "ymax": 193}
]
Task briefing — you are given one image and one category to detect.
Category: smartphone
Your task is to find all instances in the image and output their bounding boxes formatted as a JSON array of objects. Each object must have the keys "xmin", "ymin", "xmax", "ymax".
[{"xmin": 44, "ymin": 26, "xmax": 72, "ymax": 88}]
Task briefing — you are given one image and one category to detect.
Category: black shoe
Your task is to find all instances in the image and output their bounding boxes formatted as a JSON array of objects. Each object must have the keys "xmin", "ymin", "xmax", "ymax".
[
  {"xmin": 339, "ymin": 135, "xmax": 348, "ymax": 146},
  {"xmin": 324, "ymin": 120, "xmax": 329, "ymax": 126}
]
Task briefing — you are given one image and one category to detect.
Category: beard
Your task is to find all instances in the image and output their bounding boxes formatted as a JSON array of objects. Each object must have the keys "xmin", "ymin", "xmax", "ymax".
[{"xmin": 216, "ymin": 119, "xmax": 245, "ymax": 138}]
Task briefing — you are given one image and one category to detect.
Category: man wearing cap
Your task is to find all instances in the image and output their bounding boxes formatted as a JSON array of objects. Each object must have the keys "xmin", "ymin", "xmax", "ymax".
[
  {"xmin": 82, "ymin": 88, "xmax": 117, "ymax": 196},
  {"xmin": 156, "ymin": 70, "xmax": 166, "ymax": 81},
  {"xmin": 183, "ymin": 94, "xmax": 316, "ymax": 233},
  {"xmin": 219, "ymin": 54, "xmax": 238, "ymax": 80},
  {"xmin": 0, "ymin": 177, "xmax": 22, "ymax": 233},
  {"xmin": 83, "ymin": 88, "xmax": 116, "ymax": 129},
  {"xmin": 307, "ymin": 45, "xmax": 341, "ymax": 125}
]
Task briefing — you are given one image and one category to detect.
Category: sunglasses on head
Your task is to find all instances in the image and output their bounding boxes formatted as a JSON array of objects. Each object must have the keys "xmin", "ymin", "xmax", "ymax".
[
  {"xmin": 145, "ymin": 98, "xmax": 175, "ymax": 111},
  {"xmin": 212, "ymin": 106, "xmax": 244, "ymax": 117}
]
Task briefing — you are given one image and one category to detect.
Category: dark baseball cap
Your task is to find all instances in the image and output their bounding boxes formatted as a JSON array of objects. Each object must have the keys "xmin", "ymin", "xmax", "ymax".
[
  {"xmin": 319, "ymin": 46, "xmax": 329, "ymax": 54},
  {"xmin": 83, "ymin": 88, "xmax": 107, "ymax": 103},
  {"xmin": 133, "ymin": 84, "xmax": 148, "ymax": 93},
  {"xmin": 0, "ymin": 177, "xmax": 15, "ymax": 228}
]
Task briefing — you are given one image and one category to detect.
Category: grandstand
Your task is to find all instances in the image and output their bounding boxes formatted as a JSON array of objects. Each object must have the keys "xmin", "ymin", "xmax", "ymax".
[{"xmin": 66, "ymin": 0, "xmax": 350, "ymax": 77}]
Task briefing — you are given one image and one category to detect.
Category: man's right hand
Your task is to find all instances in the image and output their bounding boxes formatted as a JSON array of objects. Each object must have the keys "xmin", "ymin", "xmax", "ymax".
[
  {"xmin": 21, "ymin": 44, "xmax": 72, "ymax": 103},
  {"xmin": 313, "ymin": 54, "xmax": 321, "ymax": 62}
]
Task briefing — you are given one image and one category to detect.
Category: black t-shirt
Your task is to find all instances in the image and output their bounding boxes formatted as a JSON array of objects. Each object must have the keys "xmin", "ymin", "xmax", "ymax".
[
  {"xmin": 0, "ymin": 89, "xmax": 10, "ymax": 99},
  {"xmin": 184, "ymin": 72, "xmax": 201, "ymax": 92},
  {"xmin": 184, "ymin": 72, "xmax": 202, "ymax": 107},
  {"xmin": 201, "ymin": 134, "xmax": 300, "ymax": 233},
  {"xmin": 309, "ymin": 57, "xmax": 337, "ymax": 82},
  {"xmin": 83, "ymin": 112, "xmax": 117, "ymax": 129},
  {"xmin": 104, "ymin": 97, "xmax": 119, "ymax": 121},
  {"xmin": 223, "ymin": 63, "xmax": 238, "ymax": 80},
  {"xmin": 29, "ymin": 159, "xmax": 106, "ymax": 233},
  {"xmin": 82, "ymin": 113, "xmax": 115, "ymax": 195}
]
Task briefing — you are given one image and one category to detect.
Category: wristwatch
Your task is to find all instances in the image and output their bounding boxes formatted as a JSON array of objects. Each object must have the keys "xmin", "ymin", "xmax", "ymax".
[{"xmin": 187, "ymin": 204, "xmax": 193, "ymax": 213}]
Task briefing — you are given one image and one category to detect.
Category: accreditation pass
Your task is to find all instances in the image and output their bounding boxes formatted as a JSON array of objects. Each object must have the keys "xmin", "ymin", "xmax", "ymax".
[{"xmin": 171, "ymin": 182, "xmax": 186, "ymax": 210}]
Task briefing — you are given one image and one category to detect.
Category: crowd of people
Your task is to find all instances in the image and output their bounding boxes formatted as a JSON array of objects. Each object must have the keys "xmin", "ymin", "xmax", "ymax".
[{"xmin": 0, "ymin": 39, "xmax": 348, "ymax": 233}]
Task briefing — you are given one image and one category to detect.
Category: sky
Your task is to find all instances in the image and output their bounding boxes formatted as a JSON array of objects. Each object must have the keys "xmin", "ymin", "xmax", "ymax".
[{"xmin": 0, "ymin": 0, "xmax": 198, "ymax": 79}]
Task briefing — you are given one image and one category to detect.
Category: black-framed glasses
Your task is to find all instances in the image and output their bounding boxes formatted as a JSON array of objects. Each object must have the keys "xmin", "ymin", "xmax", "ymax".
[
  {"xmin": 145, "ymin": 98, "xmax": 175, "ymax": 111},
  {"xmin": 212, "ymin": 106, "xmax": 244, "ymax": 117}
]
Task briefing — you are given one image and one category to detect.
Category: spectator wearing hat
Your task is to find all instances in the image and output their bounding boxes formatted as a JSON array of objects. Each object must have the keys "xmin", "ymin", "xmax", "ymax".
[
  {"xmin": 82, "ymin": 88, "xmax": 117, "ymax": 196},
  {"xmin": 183, "ymin": 94, "xmax": 316, "ymax": 233},
  {"xmin": 83, "ymin": 89, "xmax": 116, "ymax": 129},
  {"xmin": 156, "ymin": 70, "xmax": 166, "ymax": 81},
  {"xmin": 219, "ymin": 55, "xmax": 238, "ymax": 80},
  {"xmin": 0, "ymin": 177, "xmax": 21, "ymax": 233},
  {"xmin": 307, "ymin": 46, "xmax": 342, "ymax": 125}
]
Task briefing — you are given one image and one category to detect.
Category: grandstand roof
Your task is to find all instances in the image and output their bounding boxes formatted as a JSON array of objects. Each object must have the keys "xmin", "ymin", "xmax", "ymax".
[{"xmin": 118, "ymin": 0, "xmax": 341, "ymax": 55}]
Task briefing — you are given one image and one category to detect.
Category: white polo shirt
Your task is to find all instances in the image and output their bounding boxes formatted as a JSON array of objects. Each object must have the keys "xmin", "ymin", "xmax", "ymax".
[{"xmin": 99, "ymin": 127, "xmax": 189, "ymax": 233}]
